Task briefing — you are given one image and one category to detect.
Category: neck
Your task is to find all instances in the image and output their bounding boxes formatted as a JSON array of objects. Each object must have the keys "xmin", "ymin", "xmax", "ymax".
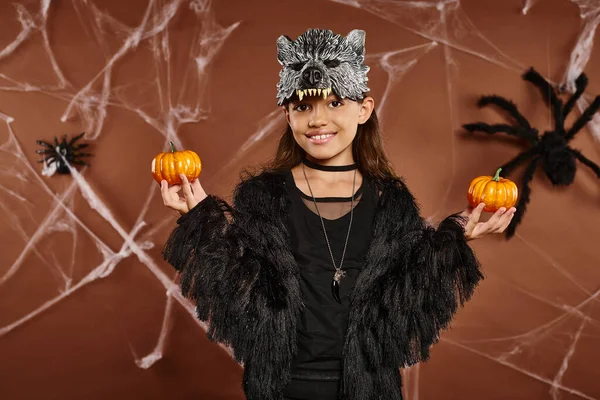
[
  {"xmin": 303, "ymin": 152, "xmax": 356, "ymax": 170},
  {"xmin": 299, "ymin": 153, "xmax": 359, "ymax": 185},
  {"xmin": 302, "ymin": 157, "xmax": 357, "ymax": 172}
]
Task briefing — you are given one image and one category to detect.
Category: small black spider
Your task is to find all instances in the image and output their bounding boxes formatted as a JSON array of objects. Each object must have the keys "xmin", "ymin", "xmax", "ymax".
[
  {"xmin": 36, "ymin": 132, "xmax": 92, "ymax": 175},
  {"xmin": 463, "ymin": 67, "xmax": 600, "ymax": 238}
]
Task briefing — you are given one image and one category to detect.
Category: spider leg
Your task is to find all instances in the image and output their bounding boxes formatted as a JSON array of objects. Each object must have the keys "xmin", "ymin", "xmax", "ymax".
[
  {"xmin": 71, "ymin": 159, "xmax": 88, "ymax": 166},
  {"xmin": 570, "ymin": 148, "xmax": 600, "ymax": 178},
  {"xmin": 478, "ymin": 95, "xmax": 534, "ymax": 132},
  {"xmin": 53, "ymin": 136, "xmax": 60, "ymax": 147},
  {"xmin": 563, "ymin": 72, "xmax": 588, "ymax": 117},
  {"xmin": 61, "ymin": 134, "xmax": 68, "ymax": 148},
  {"xmin": 73, "ymin": 152, "xmax": 93, "ymax": 158},
  {"xmin": 463, "ymin": 122, "xmax": 537, "ymax": 143},
  {"xmin": 67, "ymin": 132, "xmax": 85, "ymax": 147},
  {"xmin": 37, "ymin": 155, "xmax": 56, "ymax": 163},
  {"xmin": 73, "ymin": 143, "xmax": 89, "ymax": 150},
  {"xmin": 505, "ymin": 156, "xmax": 541, "ymax": 238},
  {"xmin": 565, "ymin": 95, "xmax": 600, "ymax": 141},
  {"xmin": 36, "ymin": 140, "xmax": 54, "ymax": 149},
  {"xmin": 498, "ymin": 147, "xmax": 539, "ymax": 177},
  {"xmin": 36, "ymin": 149, "xmax": 57, "ymax": 155},
  {"xmin": 523, "ymin": 68, "xmax": 564, "ymax": 129}
]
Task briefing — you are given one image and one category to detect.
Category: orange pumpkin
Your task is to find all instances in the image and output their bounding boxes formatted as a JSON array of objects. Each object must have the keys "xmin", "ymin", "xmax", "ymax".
[
  {"xmin": 468, "ymin": 168, "xmax": 518, "ymax": 212},
  {"xmin": 151, "ymin": 142, "xmax": 202, "ymax": 185}
]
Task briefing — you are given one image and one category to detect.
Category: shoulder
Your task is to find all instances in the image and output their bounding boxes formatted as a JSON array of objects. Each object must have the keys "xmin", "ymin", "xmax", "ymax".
[
  {"xmin": 233, "ymin": 168, "xmax": 289, "ymax": 211},
  {"xmin": 373, "ymin": 175, "xmax": 416, "ymax": 203},
  {"xmin": 371, "ymin": 175, "xmax": 424, "ymax": 228},
  {"xmin": 235, "ymin": 168, "xmax": 287, "ymax": 194}
]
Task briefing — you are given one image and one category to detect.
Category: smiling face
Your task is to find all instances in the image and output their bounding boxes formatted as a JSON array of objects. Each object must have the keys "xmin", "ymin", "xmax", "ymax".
[{"xmin": 283, "ymin": 93, "xmax": 374, "ymax": 164}]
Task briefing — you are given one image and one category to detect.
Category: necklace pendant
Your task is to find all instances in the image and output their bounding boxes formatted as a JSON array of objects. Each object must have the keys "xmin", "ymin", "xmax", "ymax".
[
  {"xmin": 333, "ymin": 269, "xmax": 346, "ymax": 282},
  {"xmin": 331, "ymin": 277, "xmax": 342, "ymax": 304},
  {"xmin": 331, "ymin": 269, "xmax": 346, "ymax": 304}
]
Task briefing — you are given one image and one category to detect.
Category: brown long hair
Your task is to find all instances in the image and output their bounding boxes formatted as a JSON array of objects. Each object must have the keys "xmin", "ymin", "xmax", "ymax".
[{"xmin": 266, "ymin": 107, "xmax": 399, "ymax": 181}]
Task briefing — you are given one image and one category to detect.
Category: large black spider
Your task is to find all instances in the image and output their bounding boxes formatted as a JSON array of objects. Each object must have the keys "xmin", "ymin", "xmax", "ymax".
[
  {"xmin": 36, "ymin": 132, "xmax": 92, "ymax": 175},
  {"xmin": 463, "ymin": 67, "xmax": 600, "ymax": 238}
]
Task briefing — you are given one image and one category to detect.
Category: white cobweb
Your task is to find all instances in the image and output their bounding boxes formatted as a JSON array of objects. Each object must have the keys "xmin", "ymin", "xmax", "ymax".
[
  {"xmin": 0, "ymin": 0, "xmax": 599, "ymax": 398},
  {"xmin": 338, "ymin": 2, "xmax": 600, "ymax": 399},
  {"xmin": 523, "ymin": 0, "xmax": 600, "ymax": 141},
  {"xmin": 0, "ymin": 0, "xmax": 240, "ymax": 368}
]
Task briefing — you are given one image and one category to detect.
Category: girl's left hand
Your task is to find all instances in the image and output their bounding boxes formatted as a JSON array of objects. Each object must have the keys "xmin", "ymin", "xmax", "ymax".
[{"xmin": 460, "ymin": 203, "xmax": 516, "ymax": 240}]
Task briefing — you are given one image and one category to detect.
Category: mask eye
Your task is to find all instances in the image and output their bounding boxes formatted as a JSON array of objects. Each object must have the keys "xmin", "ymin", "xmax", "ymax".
[
  {"xmin": 324, "ymin": 60, "xmax": 340, "ymax": 68},
  {"xmin": 290, "ymin": 62, "xmax": 306, "ymax": 71}
]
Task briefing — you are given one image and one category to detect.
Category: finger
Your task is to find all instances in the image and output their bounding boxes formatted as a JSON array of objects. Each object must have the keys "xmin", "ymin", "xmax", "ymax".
[
  {"xmin": 495, "ymin": 207, "xmax": 516, "ymax": 233},
  {"xmin": 463, "ymin": 203, "xmax": 484, "ymax": 237},
  {"xmin": 485, "ymin": 207, "xmax": 507, "ymax": 229},
  {"xmin": 161, "ymin": 180, "xmax": 187, "ymax": 213},
  {"xmin": 167, "ymin": 184, "xmax": 182, "ymax": 195},
  {"xmin": 180, "ymin": 174, "xmax": 196, "ymax": 209},
  {"xmin": 160, "ymin": 180, "xmax": 171, "ymax": 203},
  {"xmin": 469, "ymin": 203, "xmax": 485, "ymax": 224},
  {"xmin": 470, "ymin": 221, "xmax": 488, "ymax": 238},
  {"xmin": 191, "ymin": 178, "xmax": 207, "ymax": 199},
  {"xmin": 473, "ymin": 208, "xmax": 505, "ymax": 237}
]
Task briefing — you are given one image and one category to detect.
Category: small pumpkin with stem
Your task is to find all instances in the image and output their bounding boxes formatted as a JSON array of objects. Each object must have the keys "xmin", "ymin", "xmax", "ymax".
[
  {"xmin": 468, "ymin": 168, "xmax": 518, "ymax": 212},
  {"xmin": 151, "ymin": 142, "xmax": 202, "ymax": 185}
]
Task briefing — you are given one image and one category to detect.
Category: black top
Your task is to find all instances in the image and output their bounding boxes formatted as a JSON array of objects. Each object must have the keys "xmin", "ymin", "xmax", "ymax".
[{"xmin": 284, "ymin": 169, "xmax": 378, "ymax": 377}]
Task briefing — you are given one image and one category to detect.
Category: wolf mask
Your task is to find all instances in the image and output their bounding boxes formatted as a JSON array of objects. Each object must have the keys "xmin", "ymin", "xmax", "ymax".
[{"xmin": 276, "ymin": 29, "xmax": 370, "ymax": 106}]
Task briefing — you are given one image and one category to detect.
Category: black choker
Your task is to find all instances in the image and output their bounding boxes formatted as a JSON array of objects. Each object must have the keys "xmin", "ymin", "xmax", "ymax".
[{"xmin": 302, "ymin": 158, "xmax": 358, "ymax": 172}]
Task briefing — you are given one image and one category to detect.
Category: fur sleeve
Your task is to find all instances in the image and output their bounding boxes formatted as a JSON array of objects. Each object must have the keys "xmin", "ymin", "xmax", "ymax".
[
  {"xmin": 398, "ymin": 211, "xmax": 483, "ymax": 366},
  {"xmin": 161, "ymin": 171, "xmax": 301, "ymax": 387},
  {"xmin": 354, "ymin": 178, "xmax": 483, "ymax": 370},
  {"xmin": 161, "ymin": 181, "xmax": 262, "ymax": 363}
]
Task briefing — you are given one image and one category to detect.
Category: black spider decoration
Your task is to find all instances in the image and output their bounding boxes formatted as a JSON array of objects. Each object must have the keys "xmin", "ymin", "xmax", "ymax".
[
  {"xmin": 463, "ymin": 67, "xmax": 600, "ymax": 238},
  {"xmin": 36, "ymin": 132, "xmax": 92, "ymax": 175}
]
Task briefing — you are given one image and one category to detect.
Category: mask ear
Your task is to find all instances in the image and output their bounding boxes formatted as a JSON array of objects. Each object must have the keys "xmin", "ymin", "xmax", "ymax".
[
  {"xmin": 277, "ymin": 35, "xmax": 294, "ymax": 66},
  {"xmin": 346, "ymin": 30, "xmax": 366, "ymax": 59}
]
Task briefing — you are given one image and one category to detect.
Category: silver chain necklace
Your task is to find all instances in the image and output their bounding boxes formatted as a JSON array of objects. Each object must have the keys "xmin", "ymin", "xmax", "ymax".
[{"xmin": 301, "ymin": 162, "xmax": 356, "ymax": 304}]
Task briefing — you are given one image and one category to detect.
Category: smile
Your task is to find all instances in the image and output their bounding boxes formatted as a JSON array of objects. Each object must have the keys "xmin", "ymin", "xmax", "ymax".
[{"xmin": 306, "ymin": 132, "xmax": 336, "ymax": 144}]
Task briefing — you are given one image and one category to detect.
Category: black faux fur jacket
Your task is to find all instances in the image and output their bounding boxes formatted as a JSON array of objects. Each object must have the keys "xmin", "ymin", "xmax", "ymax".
[{"xmin": 162, "ymin": 170, "xmax": 483, "ymax": 400}]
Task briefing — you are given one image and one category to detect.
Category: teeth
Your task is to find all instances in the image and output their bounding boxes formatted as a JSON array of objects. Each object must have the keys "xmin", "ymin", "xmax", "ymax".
[
  {"xmin": 296, "ymin": 87, "xmax": 332, "ymax": 101},
  {"xmin": 309, "ymin": 133, "xmax": 334, "ymax": 140}
]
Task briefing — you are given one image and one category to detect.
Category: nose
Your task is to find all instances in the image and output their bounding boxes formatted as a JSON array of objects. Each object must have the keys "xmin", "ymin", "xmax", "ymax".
[
  {"xmin": 302, "ymin": 67, "xmax": 322, "ymax": 86},
  {"xmin": 309, "ymin": 103, "xmax": 328, "ymax": 128}
]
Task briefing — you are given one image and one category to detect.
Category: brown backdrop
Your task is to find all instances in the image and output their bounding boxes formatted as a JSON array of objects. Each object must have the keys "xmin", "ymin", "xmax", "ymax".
[{"xmin": 1, "ymin": 0, "xmax": 599, "ymax": 399}]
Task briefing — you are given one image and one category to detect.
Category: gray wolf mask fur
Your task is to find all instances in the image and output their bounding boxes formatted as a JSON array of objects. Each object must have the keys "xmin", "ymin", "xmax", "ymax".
[{"xmin": 276, "ymin": 29, "xmax": 370, "ymax": 105}]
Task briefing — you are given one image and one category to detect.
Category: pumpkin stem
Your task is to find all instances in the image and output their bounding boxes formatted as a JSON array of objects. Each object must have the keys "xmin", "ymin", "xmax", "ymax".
[
  {"xmin": 493, "ymin": 168, "xmax": 502, "ymax": 181},
  {"xmin": 169, "ymin": 141, "xmax": 176, "ymax": 153}
]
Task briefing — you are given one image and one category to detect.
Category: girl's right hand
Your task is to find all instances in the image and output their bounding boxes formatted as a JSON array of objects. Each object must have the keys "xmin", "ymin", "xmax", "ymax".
[{"xmin": 160, "ymin": 174, "xmax": 207, "ymax": 215}]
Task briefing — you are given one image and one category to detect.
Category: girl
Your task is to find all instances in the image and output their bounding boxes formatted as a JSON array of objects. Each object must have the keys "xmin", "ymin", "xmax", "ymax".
[{"xmin": 160, "ymin": 28, "xmax": 515, "ymax": 400}]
